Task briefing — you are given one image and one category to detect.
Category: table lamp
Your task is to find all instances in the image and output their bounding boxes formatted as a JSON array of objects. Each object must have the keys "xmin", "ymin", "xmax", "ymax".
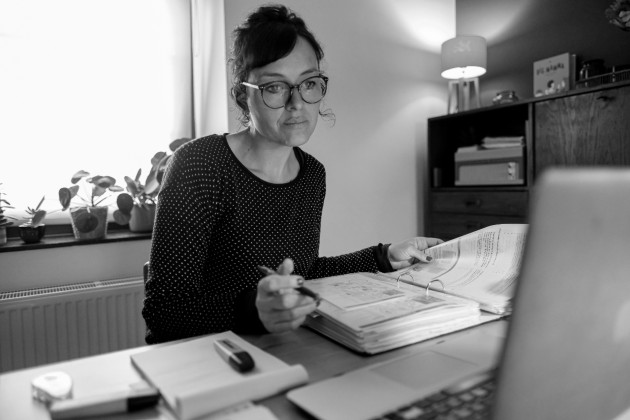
[{"xmin": 441, "ymin": 35, "xmax": 487, "ymax": 113}]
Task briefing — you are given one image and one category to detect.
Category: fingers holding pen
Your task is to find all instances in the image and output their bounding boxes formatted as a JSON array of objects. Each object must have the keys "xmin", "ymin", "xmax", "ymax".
[{"xmin": 256, "ymin": 260, "xmax": 319, "ymax": 332}]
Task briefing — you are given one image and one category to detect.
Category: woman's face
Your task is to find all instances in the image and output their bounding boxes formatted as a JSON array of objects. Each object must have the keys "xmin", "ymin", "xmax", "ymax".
[{"xmin": 246, "ymin": 37, "xmax": 322, "ymax": 147}]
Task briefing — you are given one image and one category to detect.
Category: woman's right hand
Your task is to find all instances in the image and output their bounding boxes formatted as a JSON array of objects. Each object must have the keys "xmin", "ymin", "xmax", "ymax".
[{"xmin": 256, "ymin": 259, "xmax": 319, "ymax": 333}]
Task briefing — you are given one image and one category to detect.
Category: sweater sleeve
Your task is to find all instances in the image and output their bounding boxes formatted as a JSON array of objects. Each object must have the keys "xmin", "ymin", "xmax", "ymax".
[{"xmin": 142, "ymin": 149, "xmax": 258, "ymax": 343}]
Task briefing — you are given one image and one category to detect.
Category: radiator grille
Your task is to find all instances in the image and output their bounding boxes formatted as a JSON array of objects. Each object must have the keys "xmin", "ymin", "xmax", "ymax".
[{"xmin": 0, "ymin": 278, "xmax": 146, "ymax": 372}]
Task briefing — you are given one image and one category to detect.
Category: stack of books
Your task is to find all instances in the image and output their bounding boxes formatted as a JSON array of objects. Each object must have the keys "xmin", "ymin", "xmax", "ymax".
[{"xmin": 455, "ymin": 136, "xmax": 524, "ymax": 186}]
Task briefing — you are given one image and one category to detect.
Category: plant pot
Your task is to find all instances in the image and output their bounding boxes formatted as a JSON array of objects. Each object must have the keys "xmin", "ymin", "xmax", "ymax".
[
  {"xmin": 129, "ymin": 204, "xmax": 156, "ymax": 233},
  {"xmin": 0, "ymin": 226, "xmax": 7, "ymax": 246},
  {"xmin": 69, "ymin": 206, "xmax": 108, "ymax": 240},
  {"xmin": 19, "ymin": 224, "xmax": 46, "ymax": 244}
]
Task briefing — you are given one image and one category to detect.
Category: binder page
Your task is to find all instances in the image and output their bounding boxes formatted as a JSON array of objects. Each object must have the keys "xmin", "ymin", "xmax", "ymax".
[
  {"xmin": 306, "ymin": 273, "xmax": 479, "ymax": 332},
  {"xmin": 390, "ymin": 224, "xmax": 528, "ymax": 313},
  {"xmin": 306, "ymin": 273, "xmax": 407, "ymax": 310}
]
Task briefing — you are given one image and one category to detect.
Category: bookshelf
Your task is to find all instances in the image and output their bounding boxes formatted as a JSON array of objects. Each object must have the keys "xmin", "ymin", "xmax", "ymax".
[{"xmin": 426, "ymin": 81, "xmax": 630, "ymax": 240}]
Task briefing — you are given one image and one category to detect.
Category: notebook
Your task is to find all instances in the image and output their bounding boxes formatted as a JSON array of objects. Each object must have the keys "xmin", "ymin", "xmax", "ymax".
[{"xmin": 287, "ymin": 167, "xmax": 630, "ymax": 420}]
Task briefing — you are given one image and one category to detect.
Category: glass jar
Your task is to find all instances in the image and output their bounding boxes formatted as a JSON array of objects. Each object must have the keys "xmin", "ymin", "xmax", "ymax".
[{"xmin": 492, "ymin": 90, "xmax": 519, "ymax": 105}]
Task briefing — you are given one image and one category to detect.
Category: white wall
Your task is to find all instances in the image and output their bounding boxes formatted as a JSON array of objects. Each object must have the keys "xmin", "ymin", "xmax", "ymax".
[
  {"xmin": 0, "ymin": 240, "xmax": 151, "ymax": 292},
  {"xmin": 224, "ymin": 0, "xmax": 453, "ymax": 256}
]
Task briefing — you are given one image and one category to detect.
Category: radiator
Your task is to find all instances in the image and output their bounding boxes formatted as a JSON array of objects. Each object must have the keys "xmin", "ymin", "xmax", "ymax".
[{"xmin": 0, "ymin": 278, "xmax": 146, "ymax": 372}]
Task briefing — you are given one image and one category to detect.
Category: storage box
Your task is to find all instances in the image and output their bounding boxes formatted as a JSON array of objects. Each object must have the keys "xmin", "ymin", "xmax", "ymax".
[{"xmin": 455, "ymin": 147, "xmax": 524, "ymax": 186}]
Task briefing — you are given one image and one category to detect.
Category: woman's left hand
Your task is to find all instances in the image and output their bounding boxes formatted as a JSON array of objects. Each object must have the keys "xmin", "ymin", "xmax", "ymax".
[{"xmin": 388, "ymin": 237, "xmax": 443, "ymax": 270}]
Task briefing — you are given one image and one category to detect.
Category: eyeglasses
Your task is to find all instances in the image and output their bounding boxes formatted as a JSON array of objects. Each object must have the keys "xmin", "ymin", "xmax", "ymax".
[{"xmin": 242, "ymin": 75, "xmax": 329, "ymax": 109}]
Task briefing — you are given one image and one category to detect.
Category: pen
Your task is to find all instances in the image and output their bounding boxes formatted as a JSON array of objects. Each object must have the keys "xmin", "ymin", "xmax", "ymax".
[
  {"xmin": 214, "ymin": 338, "xmax": 256, "ymax": 373},
  {"xmin": 257, "ymin": 265, "xmax": 321, "ymax": 303},
  {"xmin": 48, "ymin": 386, "xmax": 160, "ymax": 419}
]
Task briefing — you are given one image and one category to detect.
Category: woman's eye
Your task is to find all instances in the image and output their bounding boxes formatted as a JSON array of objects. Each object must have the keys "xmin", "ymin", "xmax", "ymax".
[
  {"xmin": 264, "ymin": 83, "xmax": 285, "ymax": 94},
  {"xmin": 304, "ymin": 80, "xmax": 319, "ymax": 90}
]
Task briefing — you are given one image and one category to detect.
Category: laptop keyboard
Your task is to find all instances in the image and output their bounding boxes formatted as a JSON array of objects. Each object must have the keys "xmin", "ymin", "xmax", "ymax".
[{"xmin": 372, "ymin": 373, "xmax": 496, "ymax": 420}]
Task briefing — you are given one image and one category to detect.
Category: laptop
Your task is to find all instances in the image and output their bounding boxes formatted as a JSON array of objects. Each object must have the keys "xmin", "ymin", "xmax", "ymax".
[{"xmin": 287, "ymin": 167, "xmax": 630, "ymax": 420}]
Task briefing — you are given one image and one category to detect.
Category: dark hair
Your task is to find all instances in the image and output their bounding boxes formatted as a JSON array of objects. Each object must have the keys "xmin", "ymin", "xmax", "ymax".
[{"xmin": 229, "ymin": 4, "xmax": 326, "ymax": 125}]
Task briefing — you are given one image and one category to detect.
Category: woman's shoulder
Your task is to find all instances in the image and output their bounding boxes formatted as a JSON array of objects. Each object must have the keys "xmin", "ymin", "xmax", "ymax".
[
  {"xmin": 165, "ymin": 134, "xmax": 231, "ymax": 183},
  {"xmin": 175, "ymin": 134, "xmax": 228, "ymax": 157},
  {"xmin": 295, "ymin": 147, "xmax": 325, "ymax": 175}
]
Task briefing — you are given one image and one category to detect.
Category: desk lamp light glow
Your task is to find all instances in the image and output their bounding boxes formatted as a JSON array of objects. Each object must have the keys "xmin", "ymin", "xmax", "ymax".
[{"xmin": 441, "ymin": 35, "xmax": 487, "ymax": 113}]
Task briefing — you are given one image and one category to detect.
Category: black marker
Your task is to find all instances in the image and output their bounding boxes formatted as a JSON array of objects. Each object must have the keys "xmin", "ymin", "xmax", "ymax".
[
  {"xmin": 214, "ymin": 339, "xmax": 256, "ymax": 373},
  {"xmin": 257, "ymin": 265, "xmax": 321, "ymax": 303},
  {"xmin": 49, "ymin": 386, "xmax": 159, "ymax": 419}
]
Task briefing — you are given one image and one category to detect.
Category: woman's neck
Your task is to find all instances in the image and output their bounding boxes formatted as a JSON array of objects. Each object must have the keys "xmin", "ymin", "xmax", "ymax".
[{"xmin": 227, "ymin": 130, "xmax": 300, "ymax": 183}]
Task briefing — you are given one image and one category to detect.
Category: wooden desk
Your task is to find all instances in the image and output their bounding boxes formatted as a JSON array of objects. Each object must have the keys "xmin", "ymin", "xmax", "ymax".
[{"xmin": 0, "ymin": 322, "xmax": 507, "ymax": 420}]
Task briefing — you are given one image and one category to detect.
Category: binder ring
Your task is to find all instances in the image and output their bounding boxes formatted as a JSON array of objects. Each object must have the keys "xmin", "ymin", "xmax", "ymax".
[
  {"xmin": 425, "ymin": 279, "xmax": 445, "ymax": 297},
  {"xmin": 396, "ymin": 272, "xmax": 414, "ymax": 288}
]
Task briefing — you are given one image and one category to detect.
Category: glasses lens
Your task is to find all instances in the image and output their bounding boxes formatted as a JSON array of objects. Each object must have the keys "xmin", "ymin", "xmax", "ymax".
[
  {"xmin": 299, "ymin": 76, "xmax": 327, "ymax": 104},
  {"xmin": 261, "ymin": 82, "xmax": 290, "ymax": 109}
]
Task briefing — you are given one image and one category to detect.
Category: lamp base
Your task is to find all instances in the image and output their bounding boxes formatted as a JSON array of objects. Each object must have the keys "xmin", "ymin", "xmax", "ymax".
[{"xmin": 447, "ymin": 78, "xmax": 480, "ymax": 113}]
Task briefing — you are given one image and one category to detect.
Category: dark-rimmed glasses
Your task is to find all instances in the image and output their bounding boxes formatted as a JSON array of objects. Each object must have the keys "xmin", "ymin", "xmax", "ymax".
[{"xmin": 242, "ymin": 75, "xmax": 329, "ymax": 109}]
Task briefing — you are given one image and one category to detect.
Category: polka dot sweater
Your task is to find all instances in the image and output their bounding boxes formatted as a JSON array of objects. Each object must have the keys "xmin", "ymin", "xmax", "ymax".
[{"xmin": 143, "ymin": 134, "xmax": 392, "ymax": 344}]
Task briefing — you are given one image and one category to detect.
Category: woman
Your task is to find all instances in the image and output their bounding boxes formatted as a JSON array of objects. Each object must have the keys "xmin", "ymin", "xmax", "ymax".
[{"xmin": 143, "ymin": 4, "xmax": 442, "ymax": 344}]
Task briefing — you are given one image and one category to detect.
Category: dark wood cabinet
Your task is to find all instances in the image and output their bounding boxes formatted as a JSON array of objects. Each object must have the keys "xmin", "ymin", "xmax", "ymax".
[
  {"xmin": 426, "ymin": 81, "xmax": 630, "ymax": 241},
  {"xmin": 534, "ymin": 86, "xmax": 630, "ymax": 175}
]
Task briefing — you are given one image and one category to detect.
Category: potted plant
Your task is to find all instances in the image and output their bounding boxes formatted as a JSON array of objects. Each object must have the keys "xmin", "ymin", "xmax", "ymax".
[
  {"xmin": 59, "ymin": 171, "xmax": 124, "ymax": 241},
  {"xmin": 18, "ymin": 196, "xmax": 47, "ymax": 244},
  {"xmin": 0, "ymin": 183, "xmax": 17, "ymax": 246},
  {"xmin": 113, "ymin": 167, "xmax": 158, "ymax": 233},
  {"xmin": 114, "ymin": 137, "xmax": 191, "ymax": 233}
]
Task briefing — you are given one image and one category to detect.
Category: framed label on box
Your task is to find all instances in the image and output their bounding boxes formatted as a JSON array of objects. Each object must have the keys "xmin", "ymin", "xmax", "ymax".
[{"xmin": 533, "ymin": 53, "xmax": 576, "ymax": 97}]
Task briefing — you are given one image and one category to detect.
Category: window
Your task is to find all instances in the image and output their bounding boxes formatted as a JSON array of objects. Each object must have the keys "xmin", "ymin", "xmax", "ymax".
[{"xmin": 0, "ymin": 0, "xmax": 227, "ymax": 224}]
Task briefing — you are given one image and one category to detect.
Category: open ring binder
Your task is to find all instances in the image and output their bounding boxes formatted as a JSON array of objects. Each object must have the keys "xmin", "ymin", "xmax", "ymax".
[
  {"xmin": 425, "ymin": 279, "xmax": 445, "ymax": 297},
  {"xmin": 395, "ymin": 272, "xmax": 414, "ymax": 288}
]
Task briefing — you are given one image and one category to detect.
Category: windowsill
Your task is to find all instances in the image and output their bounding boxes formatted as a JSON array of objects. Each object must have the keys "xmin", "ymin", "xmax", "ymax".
[{"xmin": 0, "ymin": 223, "xmax": 151, "ymax": 253}]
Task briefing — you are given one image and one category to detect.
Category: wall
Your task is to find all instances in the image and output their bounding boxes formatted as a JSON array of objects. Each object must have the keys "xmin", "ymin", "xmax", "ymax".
[
  {"xmin": 224, "ymin": 0, "xmax": 454, "ymax": 256},
  {"xmin": 0, "ymin": 240, "xmax": 151, "ymax": 292},
  {"xmin": 457, "ymin": 0, "xmax": 630, "ymax": 106}
]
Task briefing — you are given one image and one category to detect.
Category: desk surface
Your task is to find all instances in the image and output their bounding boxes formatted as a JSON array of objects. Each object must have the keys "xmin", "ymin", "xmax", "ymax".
[{"xmin": 1, "ymin": 322, "xmax": 508, "ymax": 420}]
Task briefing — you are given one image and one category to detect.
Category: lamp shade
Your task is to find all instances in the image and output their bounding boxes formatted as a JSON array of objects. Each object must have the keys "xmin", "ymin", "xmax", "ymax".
[{"xmin": 441, "ymin": 35, "xmax": 487, "ymax": 79}]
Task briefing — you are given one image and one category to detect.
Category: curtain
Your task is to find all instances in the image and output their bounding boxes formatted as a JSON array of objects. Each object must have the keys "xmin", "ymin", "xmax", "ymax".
[{"xmin": 192, "ymin": 0, "xmax": 228, "ymax": 138}]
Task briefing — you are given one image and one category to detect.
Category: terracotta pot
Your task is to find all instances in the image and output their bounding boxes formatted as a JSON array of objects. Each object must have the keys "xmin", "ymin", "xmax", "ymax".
[
  {"xmin": 19, "ymin": 224, "xmax": 46, "ymax": 244},
  {"xmin": 69, "ymin": 206, "xmax": 108, "ymax": 240},
  {"xmin": 129, "ymin": 204, "xmax": 156, "ymax": 233}
]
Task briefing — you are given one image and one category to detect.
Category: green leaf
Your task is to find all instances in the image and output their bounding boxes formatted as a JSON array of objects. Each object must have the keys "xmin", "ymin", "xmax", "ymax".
[
  {"xmin": 150, "ymin": 151, "xmax": 167, "ymax": 167},
  {"xmin": 31, "ymin": 210, "xmax": 46, "ymax": 227},
  {"xmin": 71, "ymin": 170, "xmax": 90, "ymax": 184},
  {"xmin": 34, "ymin": 195, "xmax": 45, "ymax": 211},
  {"xmin": 144, "ymin": 169, "xmax": 160, "ymax": 196},
  {"xmin": 125, "ymin": 176, "xmax": 140, "ymax": 197},
  {"xmin": 116, "ymin": 193, "xmax": 134, "ymax": 214},
  {"xmin": 113, "ymin": 209, "xmax": 131, "ymax": 225},
  {"xmin": 93, "ymin": 176, "xmax": 116, "ymax": 189},
  {"xmin": 108, "ymin": 185, "xmax": 124, "ymax": 192},
  {"xmin": 134, "ymin": 168, "xmax": 142, "ymax": 183},
  {"xmin": 92, "ymin": 185, "xmax": 107, "ymax": 198},
  {"xmin": 59, "ymin": 187, "xmax": 72, "ymax": 210},
  {"xmin": 169, "ymin": 137, "xmax": 191, "ymax": 152}
]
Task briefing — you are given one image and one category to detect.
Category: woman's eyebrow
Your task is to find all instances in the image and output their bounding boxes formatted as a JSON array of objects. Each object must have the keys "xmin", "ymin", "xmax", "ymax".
[{"xmin": 257, "ymin": 68, "xmax": 321, "ymax": 80}]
